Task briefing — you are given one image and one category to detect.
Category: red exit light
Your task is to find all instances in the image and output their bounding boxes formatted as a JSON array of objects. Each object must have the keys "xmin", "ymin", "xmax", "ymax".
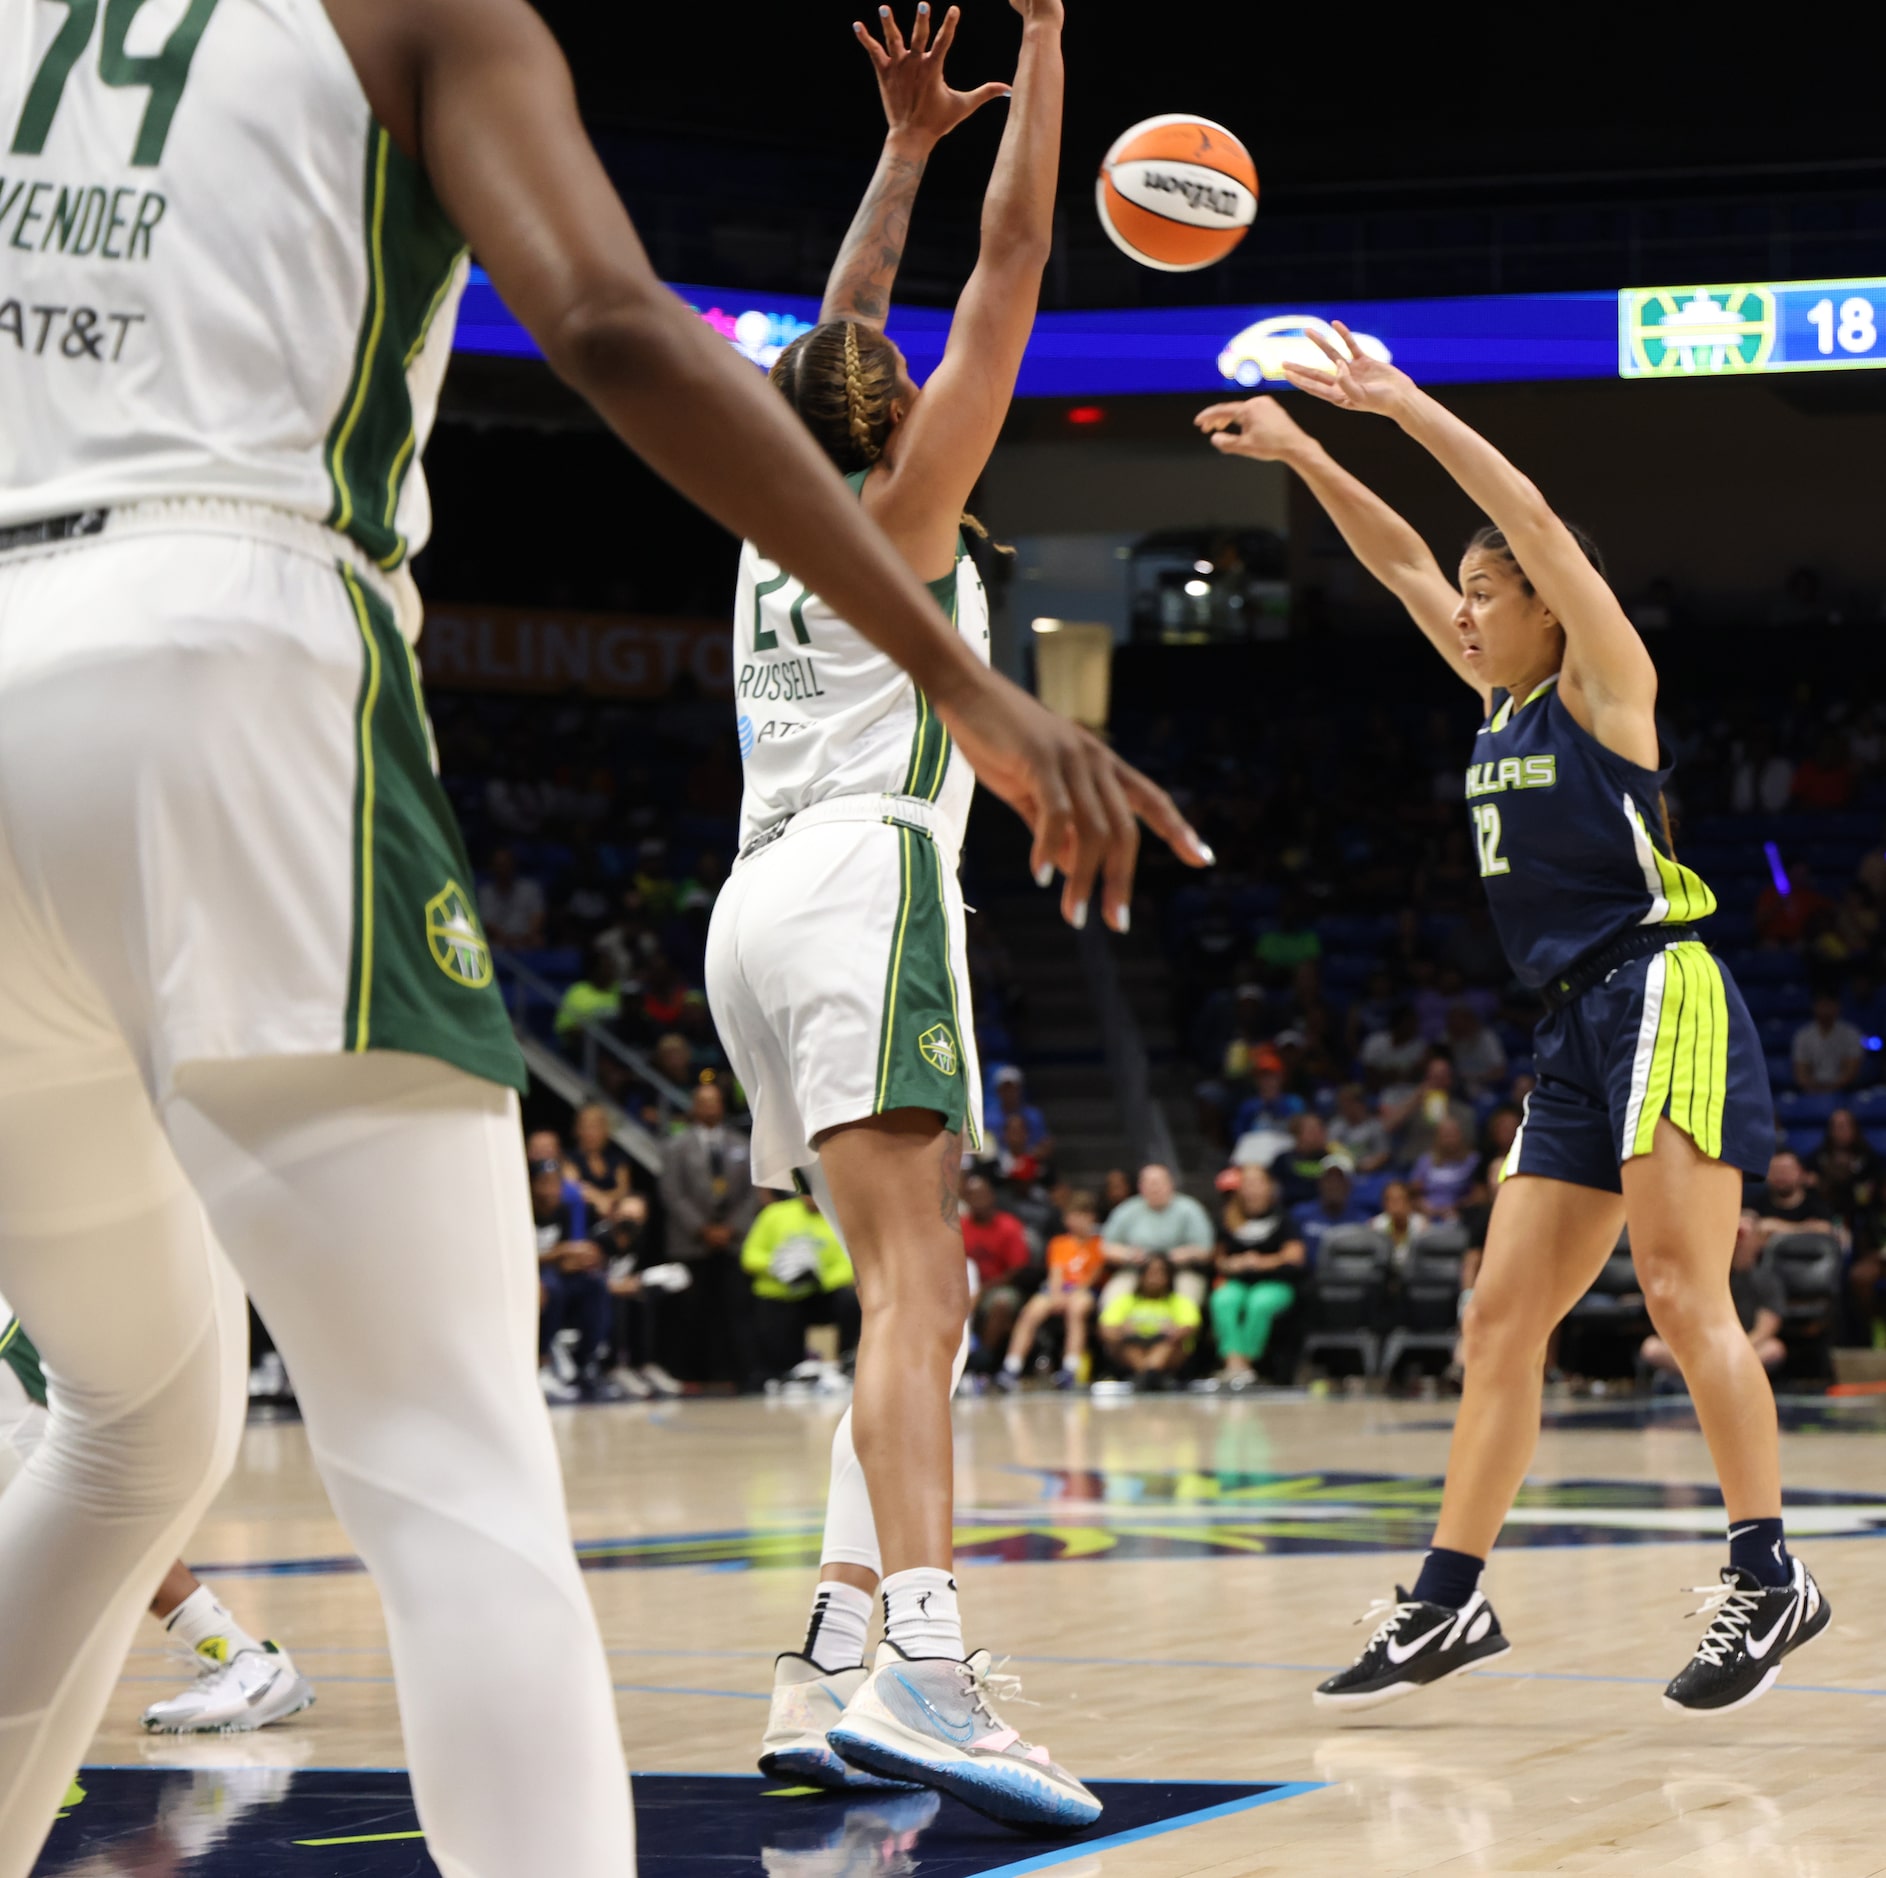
[{"xmin": 1065, "ymin": 404, "xmax": 1106, "ymax": 426}]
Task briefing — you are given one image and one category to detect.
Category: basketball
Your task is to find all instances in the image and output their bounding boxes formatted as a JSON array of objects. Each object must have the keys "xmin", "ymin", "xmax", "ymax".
[{"xmin": 1096, "ymin": 114, "xmax": 1258, "ymax": 272}]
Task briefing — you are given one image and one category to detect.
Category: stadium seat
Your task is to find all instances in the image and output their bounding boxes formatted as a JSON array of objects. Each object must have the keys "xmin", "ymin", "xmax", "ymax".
[
  {"xmin": 1563, "ymin": 1247, "xmax": 1648, "ymax": 1380},
  {"xmin": 1380, "ymin": 1226, "xmax": 1469, "ymax": 1379},
  {"xmin": 1301, "ymin": 1228, "xmax": 1392, "ymax": 1379},
  {"xmin": 1764, "ymin": 1232, "xmax": 1843, "ymax": 1381},
  {"xmin": 1777, "ymin": 1091, "xmax": 1838, "ymax": 1126}
]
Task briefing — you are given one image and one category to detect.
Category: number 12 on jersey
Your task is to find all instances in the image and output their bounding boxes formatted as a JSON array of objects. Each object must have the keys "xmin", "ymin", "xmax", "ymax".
[{"xmin": 1472, "ymin": 803, "xmax": 1510, "ymax": 878}]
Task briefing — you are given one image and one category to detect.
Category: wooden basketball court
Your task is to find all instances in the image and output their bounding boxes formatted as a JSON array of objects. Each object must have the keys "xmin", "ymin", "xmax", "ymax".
[{"xmin": 43, "ymin": 1391, "xmax": 1886, "ymax": 1874}]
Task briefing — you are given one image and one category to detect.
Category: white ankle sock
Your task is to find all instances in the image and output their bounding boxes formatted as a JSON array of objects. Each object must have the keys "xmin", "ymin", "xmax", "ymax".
[
  {"xmin": 881, "ymin": 1567, "xmax": 963, "ymax": 1662},
  {"xmin": 164, "ymin": 1584, "xmax": 261, "ymax": 1662},
  {"xmin": 800, "ymin": 1579, "xmax": 874, "ymax": 1673},
  {"xmin": 1001, "ymin": 1354, "xmax": 1024, "ymax": 1376}
]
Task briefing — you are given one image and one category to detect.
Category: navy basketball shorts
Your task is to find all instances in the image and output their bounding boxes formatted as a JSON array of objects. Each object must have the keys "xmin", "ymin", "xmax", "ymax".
[{"xmin": 1506, "ymin": 938, "xmax": 1775, "ymax": 1194}]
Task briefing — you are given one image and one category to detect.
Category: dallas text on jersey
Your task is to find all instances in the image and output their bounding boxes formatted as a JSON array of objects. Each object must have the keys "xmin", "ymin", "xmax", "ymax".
[{"xmin": 1464, "ymin": 755, "xmax": 1558, "ymax": 799}]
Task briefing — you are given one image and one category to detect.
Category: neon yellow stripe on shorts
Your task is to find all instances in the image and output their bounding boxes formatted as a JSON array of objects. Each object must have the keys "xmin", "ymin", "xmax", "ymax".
[{"xmin": 1630, "ymin": 941, "xmax": 1729, "ymax": 1161}]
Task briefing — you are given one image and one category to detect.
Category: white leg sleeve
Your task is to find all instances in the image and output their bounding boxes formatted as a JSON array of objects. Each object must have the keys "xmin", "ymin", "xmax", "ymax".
[
  {"xmin": 0, "ymin": 1063, "xmax": 247, "ymax": 1878},
  {"xmin": 801, "ymin": 1163, "xmax": 969, "ymax": 1582},
  {"xmin": 163, "ymin": 1053, "xmax": 634, "ymax": 1878}
]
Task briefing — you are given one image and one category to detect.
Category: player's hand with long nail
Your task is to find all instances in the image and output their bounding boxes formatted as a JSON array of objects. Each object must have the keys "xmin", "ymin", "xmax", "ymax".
[
  {"xmin": 1282, "ymin": 320, "xmax": 1415, "ymax": 418},
  {"xmin": 856, "ymin": 4, "xmax": 1011, "ymax": 141},
  {"xmin": 1193, "ymin": 393, "xmax": 1312, "ymax": 462},
  {"xmin": 932, "ymin": 671, "xmax": 1212, "ymax": 934}
]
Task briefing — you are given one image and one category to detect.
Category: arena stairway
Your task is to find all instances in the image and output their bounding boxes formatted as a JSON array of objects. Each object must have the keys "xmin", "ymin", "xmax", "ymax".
[{"xmin": 982, "ymin": 883, "xmax": 1209, "ymax": 1194}]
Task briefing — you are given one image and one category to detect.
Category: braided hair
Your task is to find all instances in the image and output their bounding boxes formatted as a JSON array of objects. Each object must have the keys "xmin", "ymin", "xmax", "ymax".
[{"xmin": 770, "ymin": 320, "xmax": 898, "ymax": 474}]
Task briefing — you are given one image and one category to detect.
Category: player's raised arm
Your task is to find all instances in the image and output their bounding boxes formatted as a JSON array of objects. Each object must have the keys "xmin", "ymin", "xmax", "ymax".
[
  {"xmin": 819, "ymin": 5, "xmax": 1010, "ymax": 329},
  {"xmin": 326, "ymin": 0, "xmax": 1207, "ymax": 928},
  {"xmin": 1195, "ymin": 394, "xmax": 1486, "ymax": 710},
  {"xmin": 864, "ymin": 0, "xmax": 1064, "ymax": 573},
  {"xmin": 1283, "ymin": 326, "xmax": 1658, "ymax": 757}
]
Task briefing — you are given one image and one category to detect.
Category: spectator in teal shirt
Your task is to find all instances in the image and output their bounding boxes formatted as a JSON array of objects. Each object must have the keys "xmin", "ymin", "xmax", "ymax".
[{"xmin": 1101, "ymin": 1164, "xmax": 1215, "ymax": 1308}]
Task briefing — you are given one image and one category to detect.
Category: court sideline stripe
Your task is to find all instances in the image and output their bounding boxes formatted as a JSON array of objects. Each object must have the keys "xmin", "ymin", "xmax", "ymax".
[{"xmin": 974, "ymin": 1783, "xmax": 1326, "ymax": 1877}]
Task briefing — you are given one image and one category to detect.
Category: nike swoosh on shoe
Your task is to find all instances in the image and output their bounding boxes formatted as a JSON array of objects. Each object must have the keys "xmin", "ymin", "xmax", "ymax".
[
  {"xmin": 1384, "ymin": 1621, "xmax": 1452, "ymax": 1665},
  {"xmin": 1743, "ymin": 1603, "xmax": 1797, "ymax": 1661}
]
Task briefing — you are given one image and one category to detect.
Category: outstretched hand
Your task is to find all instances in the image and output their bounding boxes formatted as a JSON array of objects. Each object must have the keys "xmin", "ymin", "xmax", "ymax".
[
  {"xmin": 1280, "ymin": 321, "xmax": 1414, "ymax": 417},
  {"xmin": 935, "ymin": 675, "xmax": 1213, "ymax": 934},
  {"xmin": 1194, "ymin": 395, "xmax": 1309, "ymax": 462},
  {"xmin": 856, "ymin": 5, "xmax": 1010, "ymax": 142}
]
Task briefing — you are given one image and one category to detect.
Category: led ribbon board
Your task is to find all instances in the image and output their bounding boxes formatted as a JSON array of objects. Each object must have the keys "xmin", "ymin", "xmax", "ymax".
[
  {"xmin": 454, "ymin": 268, "xmax": 1615, "ymax": 391},
  {"xmin": 1618, "ymin": 278, "xmax": 1886, "ymax": 377},
  {"xmin": 453, "ymin": 270, "xmax": 1886, "ymax": 394}
]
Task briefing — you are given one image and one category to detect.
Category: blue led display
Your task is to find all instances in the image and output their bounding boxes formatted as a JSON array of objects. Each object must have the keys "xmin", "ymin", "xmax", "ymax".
[{"xmin": 459, "ymin": 269, "xmax": 1886, "ymax": 395}]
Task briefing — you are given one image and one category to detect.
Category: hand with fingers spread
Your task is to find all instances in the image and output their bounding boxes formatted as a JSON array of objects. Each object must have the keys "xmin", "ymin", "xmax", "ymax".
[
  {"xmin": 856, "ymin": 3, "xmax": 1011, "ymax": 144},
  {"xmin": 1280, "ymin": 320, "xmax": 1415, "ymax": 418},
  {"xmin": 930, "ymin": 674, "xmax": 1213, "ymax": 933},
  {"xmin": 1194, "ymin": 394, "xmax": 1312, "ymax": 463}
]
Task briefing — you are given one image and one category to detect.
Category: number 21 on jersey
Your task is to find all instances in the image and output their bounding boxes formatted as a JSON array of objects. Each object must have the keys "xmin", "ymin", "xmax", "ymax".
[{"xmin": 1472, "ymin": 803, "xmax": 1509, "ymax": 878}]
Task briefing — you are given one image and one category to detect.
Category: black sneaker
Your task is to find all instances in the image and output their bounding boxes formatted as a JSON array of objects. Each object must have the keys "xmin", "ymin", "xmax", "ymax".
[
  {"xmin": 1314, "ymin": 1587, "xmax": 1510, "ymax": 1711},
  {"xmin": 1663, "ymin": 1559, "xmax": 1829, "ymax": 1715}
]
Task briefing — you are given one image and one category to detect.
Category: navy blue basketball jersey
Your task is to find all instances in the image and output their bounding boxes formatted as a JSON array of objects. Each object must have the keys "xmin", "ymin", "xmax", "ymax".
[{"xmin": 1466, "ymin": 676, "xmax": 1715, "ymax": 990}]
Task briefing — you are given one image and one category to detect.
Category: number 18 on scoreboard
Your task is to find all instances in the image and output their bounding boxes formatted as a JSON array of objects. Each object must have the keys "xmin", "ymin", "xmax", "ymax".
[{"xmin": 1619, "ymin": 278, "xmax": 1886, "ymax": 377}]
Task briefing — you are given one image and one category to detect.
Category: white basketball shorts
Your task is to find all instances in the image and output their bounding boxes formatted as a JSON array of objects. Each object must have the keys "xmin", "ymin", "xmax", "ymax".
[
  {"xmin": 0, "ymin": 508, "xmax": 523, "ymax": 1102},
  {"xmin": 706, "ymin": 796, "xmax": 983, "ymax": 1191}
]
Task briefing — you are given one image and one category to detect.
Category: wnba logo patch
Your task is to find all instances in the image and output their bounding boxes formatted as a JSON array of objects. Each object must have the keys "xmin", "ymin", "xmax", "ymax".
[
  {"xmin": 425, "ymin": 881, "xmax": 494, "ymax": 989},
  {"xmin": 918, "ymin": 1024, "xmax": 959, "ymax": 1077}
]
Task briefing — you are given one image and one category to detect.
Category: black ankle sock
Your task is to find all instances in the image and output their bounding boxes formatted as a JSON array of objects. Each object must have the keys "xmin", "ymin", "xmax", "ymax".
[
  {"xmin": 1728, "ymin": 1517, "xmax": 1792, "ymax": 1588},
  {"xmin": 1411, "ymin": 1546, "xmax": 1484, "ymax": 1610}
]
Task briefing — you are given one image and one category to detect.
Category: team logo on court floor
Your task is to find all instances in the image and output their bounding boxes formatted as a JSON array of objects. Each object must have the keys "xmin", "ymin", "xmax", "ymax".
[
  {"xmin": 917, "ymin": 1023, "xmax": 959, "ymax": 1077},
  {"xmin": 424, "ymin": 881, "xmax": 493, "ymax": 988}
]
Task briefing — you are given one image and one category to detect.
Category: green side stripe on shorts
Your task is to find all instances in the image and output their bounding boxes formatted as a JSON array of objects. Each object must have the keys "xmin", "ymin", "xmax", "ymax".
[
  {"xmin": 323, "ymin": 126, "xmax": 468, "ymax": 572},
  {"xmin": 1631, "ymin": 942, "xmax": 1729, "ymax": 1161},
  {"xmin": 871, "ymin": 825, "xmax": 972, "ymax": 1138},
  {"xmin": 901, "ymin": 569, "xmax": 958, "ymax": 803},
  {"xmin": 339, "ymin": 566, "xmax": 528, "ymax": 1094},
  {"xmin": 0, "ymin": 1318, "xmax": 47, "ymax": 1407}
]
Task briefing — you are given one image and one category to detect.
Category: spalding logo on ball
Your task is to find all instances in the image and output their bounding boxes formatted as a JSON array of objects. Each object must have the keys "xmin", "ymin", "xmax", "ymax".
[{"xmin": 1096, "ymin": 114, "xmax": 1257, "ymax": 273}]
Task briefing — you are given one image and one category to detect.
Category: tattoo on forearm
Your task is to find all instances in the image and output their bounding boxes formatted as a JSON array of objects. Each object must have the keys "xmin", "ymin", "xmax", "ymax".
[
  {"xmin": 823, "ymin": 151, "xmax": 925, "ymax": 325},
  {"xmin": 939, "ymin": 1134, "xmax": 964, "ymax": 1229}
]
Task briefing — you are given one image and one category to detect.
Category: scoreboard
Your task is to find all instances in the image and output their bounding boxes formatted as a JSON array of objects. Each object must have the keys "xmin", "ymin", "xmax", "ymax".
[{"xmin": 1618, "ymin": 279, "xmax": 1886, "ymax": 377}]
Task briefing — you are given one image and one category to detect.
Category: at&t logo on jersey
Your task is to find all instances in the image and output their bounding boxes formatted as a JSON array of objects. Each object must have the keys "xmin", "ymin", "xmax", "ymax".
[{"xmin": 1465, "ymin": 755, "xmax": 1558, "ymax": 799}]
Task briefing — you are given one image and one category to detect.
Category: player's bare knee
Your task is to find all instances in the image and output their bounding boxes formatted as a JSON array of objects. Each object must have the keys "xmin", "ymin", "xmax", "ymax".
[
  {"xmin": 1457, "ymin": 1289, "xmax": 1546, "ymax": 1372},
  {"xmin": 1633, "ymin": 1255, "xmax": 1724, "ymax": 1351}
]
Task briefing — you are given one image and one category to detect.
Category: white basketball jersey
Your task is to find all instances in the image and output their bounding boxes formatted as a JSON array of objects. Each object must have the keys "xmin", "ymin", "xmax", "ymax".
[
  {"xmin": 733, "ymin": 495, "xmax": 992, "ymax": 856},
  {"xmin": 0, "ymin": 0, "xmax": 465, "ymax": 574}
]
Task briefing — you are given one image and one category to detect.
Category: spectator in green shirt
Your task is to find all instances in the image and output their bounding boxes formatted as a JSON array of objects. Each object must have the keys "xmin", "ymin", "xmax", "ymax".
[
  {"xmin": 1254, "ymin": 889, "xmax": 1322, "ymax": 979},
  {"xmin": 1098, "ymin": 1255, "xmax": 1200, "ymax": 1389},
  {"xmin": 740, "ymin": 1194, "xmax": 859, "ymax": 1386},
  {"xmin": 555, "ymin": 941, "xmax": 622, "ymax": 1040},
  {"xmin": 1100, "ymin": 1164, "xmax": 1215, "ymax": 1308}
]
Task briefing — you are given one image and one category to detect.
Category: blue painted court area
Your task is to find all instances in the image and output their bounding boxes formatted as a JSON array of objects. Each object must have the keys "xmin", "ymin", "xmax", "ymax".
[{"xmin": 38, "ymin": 1768, "xmax": 1315, "ymax": 1875}]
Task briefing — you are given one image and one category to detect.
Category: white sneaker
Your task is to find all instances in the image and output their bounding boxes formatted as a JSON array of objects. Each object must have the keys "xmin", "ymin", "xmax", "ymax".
[
  {"xmin": 141, "ymin": 1643, "xmax": 316, "ymax": 1735},
  {"xmin": 539, "ymin": 1365, "xmax": 581, "ymax": 1404},
  {"xmin": 758, "ymin": 1654, "xmax": 918, "ymax": 1791},
  {"xmin": 639, "ymin": 1362, "xmax": 683, "ymax": 1397},
  {"xmin": 827, "ymin": 1643, "xmax": 1102, "ymax": 1830},
  {"xmin": 609, "ymin": 1365, "xmax": 654, "ymax": 1400}
]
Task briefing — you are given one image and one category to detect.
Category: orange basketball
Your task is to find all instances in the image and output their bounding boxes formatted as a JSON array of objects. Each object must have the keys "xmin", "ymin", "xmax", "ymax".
[{"xmin": 1096, "ymin": 114, "xmax": 1258, "ymax": 273}]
